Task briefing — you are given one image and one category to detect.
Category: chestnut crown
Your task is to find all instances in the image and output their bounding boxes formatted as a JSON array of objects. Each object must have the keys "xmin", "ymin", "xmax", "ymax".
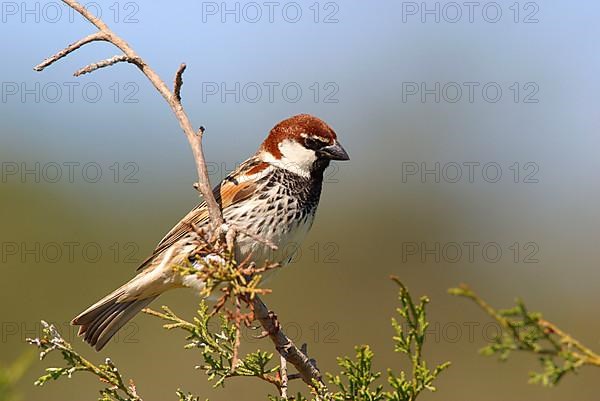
[{"xmin": 259, "ymin": 114, "xmax": 349, "ymax": 177}]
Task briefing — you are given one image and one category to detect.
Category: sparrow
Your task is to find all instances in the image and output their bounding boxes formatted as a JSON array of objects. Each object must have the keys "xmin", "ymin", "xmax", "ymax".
[{"xmin": 71, "ymin": 114, "xmax": 349, "ymax": 350}]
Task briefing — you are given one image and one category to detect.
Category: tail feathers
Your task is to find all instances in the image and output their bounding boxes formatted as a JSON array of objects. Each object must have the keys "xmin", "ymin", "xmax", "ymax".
[{"xmin": 72, "ymin": 293, "xmax": 157, "ymax": 351}]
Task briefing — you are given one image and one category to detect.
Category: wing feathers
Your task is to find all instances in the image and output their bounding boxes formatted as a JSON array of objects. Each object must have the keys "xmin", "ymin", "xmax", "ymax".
[{"xmin": 136, "ymin": 157, "xmax": 269, "ymax": 271}]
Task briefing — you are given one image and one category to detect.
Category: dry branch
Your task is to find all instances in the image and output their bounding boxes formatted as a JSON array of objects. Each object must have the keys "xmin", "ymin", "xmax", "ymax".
[
  {"xmin": 74, "ymin": 55, "xmax": 140, "ymax": 77},
  {"xmin": 36, "ymin": 0, "xmax": 224, "ymax": 231},
  {"xmin": 36, "ymin": 0, "xmax": 325, "ymax": 395},
  {"xmin": 279, "ymin": 354, "xmax": 289, "ymax": 399},
  {"xmin": 34, "ymin": 32, "xmax": 107, "ymax": 71},
  {"xmin": 252, "ymin": 297, "xmax": 323, "ymax": 386},
  {"xmin": 173, "ymin": 63, "xmax": 187, "ymax": 102}
]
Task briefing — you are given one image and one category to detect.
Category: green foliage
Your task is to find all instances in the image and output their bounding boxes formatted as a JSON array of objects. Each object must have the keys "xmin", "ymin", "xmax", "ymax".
[
  {"xmin": 26, "ymin": 321, "xmax": 142, "ymax": 401},
  {"xmin": 450, "ymin": 284, "xmax": 600, "ymax": 386},
  {"xmin": 328, "ymin": 345, "xmax": 384, "ymax": 401},
  {"xmin": 325, "ymin": 278, "xmax": 450, "ymax": 401},
  {"xmin": 166, "ymin": 278, "xmax": 450, "ymax": 401},
  {"xmin": 144, "ymin": 301, "xmax": 279, "ymax": 389},
  {"xmin": 175, "ymin": 232, "xmax": 277, "ymax": 303},
  {"xmin": 387, "ymin": 279, "xmax": 451, "ymax": 400},
  {"xmin": 0, "ymin": 351, "xmax": 34, "ymax": 401},
  {"xmin": 175, "ymin": 389, "xmax": 207, "ymax": 401},
  {"xmin": 27, "ymin": 278, "xmax": 450, "ymax": 401}
]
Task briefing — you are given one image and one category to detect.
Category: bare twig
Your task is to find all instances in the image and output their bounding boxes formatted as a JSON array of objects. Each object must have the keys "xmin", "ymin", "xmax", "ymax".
[
  {"xmin": 252, "ymin": 297, "xmax": 323, "ymax": 387},
  {"xmin": 230, "ymin": 297, "xmax": 244, "ymax": 370},
  {"xmin": 34, "ymin": 32, "xmax": 107, "ymax": 71},
  {"xmin": 35, "ymin": 0, "xmax": 224, "ymax": 231},
  {"xmin": 537, "ymin": 319, "xmax": 600, "ymax": 367},
  {"xmin": 173, "ymin": 63, "xmax": 186, "ymax": 102},
  {"xmin": 288, "ymin": 373, "xmax": 302, "ymax": 381},
  {"xmin": 279, "ymin": 354, "xmax": 288, "ymax": 399},
  {"xmin": 74, "ymin": 55, "xmax": 140, "ymax": 77},
  {"xmin": 225, "ymin": 225, "xmax": 238, "ymax": 253},
  {"xmin": 230, "ymin": 324, "xmax": 242, "ymax": 370}
]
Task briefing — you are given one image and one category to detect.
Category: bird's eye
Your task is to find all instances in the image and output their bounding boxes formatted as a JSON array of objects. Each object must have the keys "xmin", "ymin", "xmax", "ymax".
[{"xmin": 304, "ymin": 137, "xmax": 327, "ymax": 150}]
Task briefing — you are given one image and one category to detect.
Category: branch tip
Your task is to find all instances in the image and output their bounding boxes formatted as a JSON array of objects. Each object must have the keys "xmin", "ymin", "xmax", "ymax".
[
  {"xmin": 173, "ymin": 63, "xmax": 187, "ymax": 102},
  {"xmin": 33, "ymin": 32, "xmax": 107, "ymax": 72},
  {"xmin": 73, "ymin": 55, "xmax": 140, "ymax": 77}
]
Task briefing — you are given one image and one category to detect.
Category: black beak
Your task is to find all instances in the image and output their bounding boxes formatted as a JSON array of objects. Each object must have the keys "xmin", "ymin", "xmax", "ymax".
[{"xmin": 318, "ymin": 142, "xmax": 350, "ymax": 161}]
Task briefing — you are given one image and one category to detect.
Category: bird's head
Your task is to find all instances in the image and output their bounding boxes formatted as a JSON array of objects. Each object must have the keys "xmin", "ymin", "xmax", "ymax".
[{"xmin": 259, "ymin": 114, "xmax": 349, "ymax": 177}]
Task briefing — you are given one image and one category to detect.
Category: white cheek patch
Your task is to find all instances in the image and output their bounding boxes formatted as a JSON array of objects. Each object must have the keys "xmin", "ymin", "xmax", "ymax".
[
  {"xmin": 278, "ymin": 140, "xmax": 316, "ymax": 176},
  {"xmin": 262, "ymin": 140, "xmax": 315, "ymax": 177}
]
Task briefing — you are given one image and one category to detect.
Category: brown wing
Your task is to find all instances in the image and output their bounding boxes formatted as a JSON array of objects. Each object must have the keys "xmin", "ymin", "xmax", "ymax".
[{"xmin": 136, "ymin": 157, "xmax": 266, "ymax": 270}]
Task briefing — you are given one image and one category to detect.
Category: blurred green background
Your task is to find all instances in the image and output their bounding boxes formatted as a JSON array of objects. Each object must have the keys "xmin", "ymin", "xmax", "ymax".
[{"xmin": 1, "ymin": 1, "xmax": 600, "ymax": 400}]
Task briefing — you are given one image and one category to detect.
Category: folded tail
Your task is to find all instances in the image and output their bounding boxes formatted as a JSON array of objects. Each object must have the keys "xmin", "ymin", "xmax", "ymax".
[{"xmin": 71, "ymin": 289, "xmax": 158, "ymax": 351}]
